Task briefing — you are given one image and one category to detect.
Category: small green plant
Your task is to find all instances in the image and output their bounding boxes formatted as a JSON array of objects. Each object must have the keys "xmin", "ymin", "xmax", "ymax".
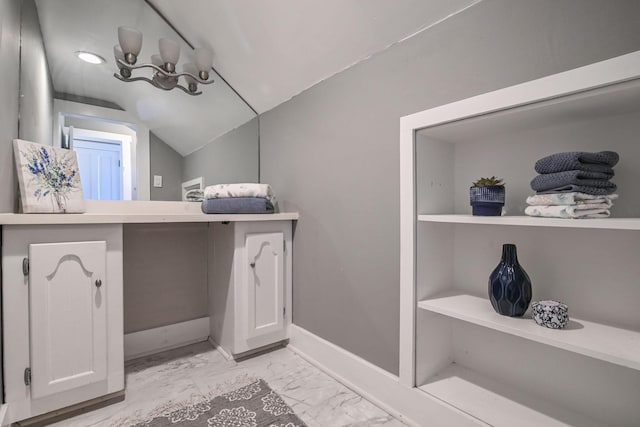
[{"xmin": 472, "ymin": 176, "xmax": 504, "ymax": 187}]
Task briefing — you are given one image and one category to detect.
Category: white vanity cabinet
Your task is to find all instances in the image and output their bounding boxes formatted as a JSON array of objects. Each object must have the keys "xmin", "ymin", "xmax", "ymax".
[
  {"xmin": 2, "ymin": 224, "xmax": 124, "ymax": 424},
  {"xmin": 209, "ymin": 221, "xmax": 293, "ymax": 358},
  {"xmin": 0, "ymin": 207, "xmax": 298, "ymax": 424}
]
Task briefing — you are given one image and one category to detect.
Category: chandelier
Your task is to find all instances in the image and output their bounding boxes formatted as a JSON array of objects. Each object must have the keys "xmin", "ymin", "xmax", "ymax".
[{"xmin": 113, "ymin": 26, "xmax": 214, "ymax": 96}]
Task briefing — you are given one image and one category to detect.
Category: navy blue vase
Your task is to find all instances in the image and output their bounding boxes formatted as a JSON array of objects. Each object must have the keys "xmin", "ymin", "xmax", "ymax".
[{"xmin": 488, "ymin": 244, "xmax": 532, "ymax": 317}]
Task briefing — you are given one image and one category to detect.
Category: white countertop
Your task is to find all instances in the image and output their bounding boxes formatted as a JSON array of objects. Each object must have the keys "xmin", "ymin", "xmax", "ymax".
[{"xmin": 0, "ymin": 201, "xmax": 299, "ymax": 225}]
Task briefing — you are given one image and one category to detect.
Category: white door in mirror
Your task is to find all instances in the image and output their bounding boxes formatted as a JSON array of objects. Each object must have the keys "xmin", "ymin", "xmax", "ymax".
[{"xmin": 75, "ymin": 139, "xmax": 123, "ymax": 200}]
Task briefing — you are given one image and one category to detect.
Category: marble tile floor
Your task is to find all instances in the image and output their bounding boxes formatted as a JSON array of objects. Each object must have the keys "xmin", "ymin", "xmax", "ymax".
[{"xmin": 49, "ymin": 341, "xmax": 408, "ymax": 427}]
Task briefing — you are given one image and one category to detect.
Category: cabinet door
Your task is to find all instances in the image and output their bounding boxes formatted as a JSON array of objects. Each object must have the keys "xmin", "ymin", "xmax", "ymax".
[
  {"xmin": 29, "ymin": 241, "xmax": 107, "ymax": 399},
  {"xmin": 245, "ymin": 232, "xmax": 285, "ymax": 341}
]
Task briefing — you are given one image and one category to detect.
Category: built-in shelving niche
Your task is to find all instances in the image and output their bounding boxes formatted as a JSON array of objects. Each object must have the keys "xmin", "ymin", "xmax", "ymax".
[{"xmin": 405, "ymin": 54, "xmax": 640, "ymax": 426}]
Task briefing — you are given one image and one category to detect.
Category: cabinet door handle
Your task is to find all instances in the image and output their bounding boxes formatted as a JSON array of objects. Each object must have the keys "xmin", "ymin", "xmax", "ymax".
[
  {"xmin": 22, "ymin": 258, "xmax": 29, "ymax": 276},
  {"xmin": 95, "ymin": 279, "xmax": 102, "ymax": 288}
]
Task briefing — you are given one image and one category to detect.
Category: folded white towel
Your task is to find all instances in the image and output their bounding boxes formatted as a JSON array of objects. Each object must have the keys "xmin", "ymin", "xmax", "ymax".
[
  {"xmin": 204, "ymin": 183, "xmax": 275, "ymax": 204},
  {"xmin": 526, "ymin": 192, "xmax": 618, "ymax": 207},
  {"xmin": 185, "ymin": 188, "xmax": 204, "ymax": 202},
  {"xmin": 525, "ymin": 204, "xmax": 610, "ymax": 219}
]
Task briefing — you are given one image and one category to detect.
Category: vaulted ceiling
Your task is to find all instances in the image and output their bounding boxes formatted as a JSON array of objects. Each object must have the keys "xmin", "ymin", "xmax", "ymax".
[
  {"xmin": 36, "ymin": 0, "xmax": 478, "ymax": 155},
  {"xmin": 149, "ymin": 0, "xmax": 479, "ymax": 113}
]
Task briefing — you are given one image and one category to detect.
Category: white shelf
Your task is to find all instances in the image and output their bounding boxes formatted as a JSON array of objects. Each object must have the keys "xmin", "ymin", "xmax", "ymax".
[
  {"xmin": 418, "ymin": 291, "xmax": 640, "ymax": 371},
  {"xmin": 418, "ymin": 364, "xmax": 602, "ymax": 427},
  {"xmin": 0, "ymin": 212, "xmax": 299, "ymax": 225},
  {"xmin": 418, "ymin": 214, "xmax": 640, "ymax": 230}
]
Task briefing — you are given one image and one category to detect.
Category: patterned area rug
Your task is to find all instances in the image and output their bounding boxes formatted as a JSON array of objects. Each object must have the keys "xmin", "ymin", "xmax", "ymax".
[{"xmin": 114, "ymin": 377, "xmax": 307, "ymax": 427}]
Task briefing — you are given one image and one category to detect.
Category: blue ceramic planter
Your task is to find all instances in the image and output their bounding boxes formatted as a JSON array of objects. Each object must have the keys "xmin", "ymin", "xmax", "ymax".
[
  {"xmin": 470, "ymin": 185, "xmax": 505, "ymax": 216},
  {"xmin": 488, "ymin": 243, "xmax": 532, "ymax": 317}
]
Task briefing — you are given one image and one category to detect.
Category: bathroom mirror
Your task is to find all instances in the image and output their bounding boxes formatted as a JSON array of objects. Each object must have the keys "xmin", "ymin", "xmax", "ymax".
[{"xmin": 19, "ymin": 0, "xmax": 259, "ymax": 201}]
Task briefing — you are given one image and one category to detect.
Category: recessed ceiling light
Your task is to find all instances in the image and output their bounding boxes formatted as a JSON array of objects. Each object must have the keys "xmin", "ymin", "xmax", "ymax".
[{"xmin": 76, "ymin": 51, "xmax": 105, "ymax": 65}]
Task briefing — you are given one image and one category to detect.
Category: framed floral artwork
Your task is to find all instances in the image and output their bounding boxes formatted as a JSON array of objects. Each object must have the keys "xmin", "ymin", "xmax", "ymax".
[{"xmin": 13, "ymin": 139, "xmax": 85, "ymax": 213}]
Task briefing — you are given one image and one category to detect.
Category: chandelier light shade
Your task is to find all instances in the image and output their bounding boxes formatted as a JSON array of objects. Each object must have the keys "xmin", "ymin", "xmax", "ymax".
[
  {"xmin": 159, "ymin": 38, "xmax": 180, "ymax": 70},
  {"xmin": 195, "ymin": 47, "xmax": 213, "ymax": 80},
  {"xmin": 113, "ymin": 45, "xmax": 125, "ymax": 62},
  {"xmin": 113, "ymin": 26, "xmax": 214, "ymax": 95},
  {"xmin": 151, "ymin": 54, "xmax": 163, "ymax": 67},
  {"xmin": 118, "ymin": 26, "xmax": 143, "ymax": 62}
]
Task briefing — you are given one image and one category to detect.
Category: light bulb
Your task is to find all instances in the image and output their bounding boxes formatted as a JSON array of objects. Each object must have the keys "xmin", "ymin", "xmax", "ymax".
[
  {"xmin": 118, "ymin": 26, "xmax": 142, "ymax": 58},
  {"xmin": 159, "ymin": 38, "xmax": 180, "ymax": 66}
]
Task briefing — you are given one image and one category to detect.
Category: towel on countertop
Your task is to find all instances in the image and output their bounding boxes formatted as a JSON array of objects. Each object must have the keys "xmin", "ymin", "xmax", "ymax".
[
  {"xmin": 185, "ymin": 188, "xmax": 204, "ymax": 202},
  {"xmin": 201, "ymin": 197, "xmax": 274, "ymax": 214},
  {"xmin": 530, "ymin": 170, "xmax": 616, "ymax": 193},
  {"xmin": 526, "ymin": 192, "xmax": 618, "ymax": 207},
  {"xmin": 204, "ymin": 183, "xmax": 275, "ymax": 204},
  {"xmin": 535, "ymin": 151, "xmax": 619, "ymax": 174},
  {"xmin": 524, "ymin": 204, "xmax": 610, "ymax": 219}
]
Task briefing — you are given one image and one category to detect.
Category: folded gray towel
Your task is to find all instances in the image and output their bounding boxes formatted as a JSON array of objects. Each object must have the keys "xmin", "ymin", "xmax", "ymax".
[
  {"xmin": 530, "ymin": 170, "xmax": 615, "ymax": 193},
  {"xmin": 536, "ymin": 185, "xmax": 617, "ymax": 195},
  {"xmin": 201, "ymin": 197, "xmax": 274, "ymax": 214},
  {"xmin": 534, "ymin": 151, "xmax": 618, "ymax": 174}
]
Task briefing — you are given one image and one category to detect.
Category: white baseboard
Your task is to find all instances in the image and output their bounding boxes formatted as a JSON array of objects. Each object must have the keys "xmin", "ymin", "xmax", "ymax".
[
  {"xmin": 124, "ymin": 317, "xmax": 210, "ymax": 361},
  {"xmin": 289, "ymin": 325, "xmax": 483, "ymax": 427},
  {"xmin": 208, "ymin": 337, "xmax": 233, "ymax": 360}
]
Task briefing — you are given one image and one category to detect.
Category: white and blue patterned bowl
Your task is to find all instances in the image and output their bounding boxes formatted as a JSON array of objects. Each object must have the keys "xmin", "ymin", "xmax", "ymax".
[{"xmin": 531, "ymin": 300, "xmax": 569, "ymax": 329}]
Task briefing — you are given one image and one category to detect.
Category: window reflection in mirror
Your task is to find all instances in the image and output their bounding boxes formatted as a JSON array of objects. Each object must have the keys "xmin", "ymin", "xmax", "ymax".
[{"xmin": 19, "ymin": 0, "xmax": 259, "ymax": 202}]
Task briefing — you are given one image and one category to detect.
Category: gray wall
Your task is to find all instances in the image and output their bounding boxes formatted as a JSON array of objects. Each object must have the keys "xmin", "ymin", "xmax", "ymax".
[
  {"xmin": 123, "ymin": 224, "xmax": 209, "ymax": 334},
  {"xmin": 259, "ymin": 0, "xmax": 640, "ymax": 374},
  {"xmin": 0, "ymin": 0, "xmax": 20, "ymax": 403},
  {"xmin": 19, "ymin": 0, "xmax": 53, "ymax": 146},
  {"xmin": 0, "ymin": 0, "xmax": 22, "ymax": 213},
  {"xmin": 182, "ymin": 117, "xmax": 259, "ymax": 187},
  {"xmin": 150, "ymin": 132, "xmax": 183, "ymax": 201}
]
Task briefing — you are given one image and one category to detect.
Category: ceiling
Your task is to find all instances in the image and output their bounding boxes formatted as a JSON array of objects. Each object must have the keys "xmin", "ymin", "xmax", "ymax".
[
  {"xmin": 35, "ymin": 0, "xmax": 479, "ymax": 155},
  {"xmin": 149, "ymin": 0, "xmax": 480, "ymax": 113}
]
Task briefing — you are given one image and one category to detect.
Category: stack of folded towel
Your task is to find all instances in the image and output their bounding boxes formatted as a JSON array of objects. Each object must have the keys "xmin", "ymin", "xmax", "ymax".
[
  {"xmin": 201, "ymin": 183, "xmax": 276, "ymax": 214},
  {"xmin": 526, "ymin": 151, "xmax": 619, "ymax": 219}
]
